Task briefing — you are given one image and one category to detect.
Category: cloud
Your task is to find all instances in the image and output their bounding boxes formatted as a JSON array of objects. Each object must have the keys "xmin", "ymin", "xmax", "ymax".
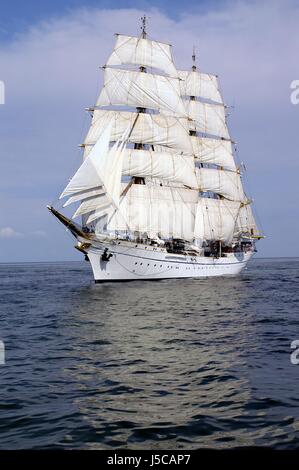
[
  {"xmin": 0, "ymin": 0, "xmax": 298, "ymax": 260},
  {"xmin": 0, "ymin": 227, "xmax": 47, "ymax": 239},
  {"xmin": 0, "ymin": 227, "xmax": 23, "ymax": 238}
]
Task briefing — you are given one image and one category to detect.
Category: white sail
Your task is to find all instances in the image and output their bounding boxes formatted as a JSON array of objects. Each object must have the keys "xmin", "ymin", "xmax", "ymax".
[
  {"xmin": 106, "ymin": 34, "xmax": 178, "ymax": 77},
  {"xmin": 186, "ymin": 100, "xmax": 230, "ymax": 139},
  {"xmin": 235, "ymin": 204, "xmax": 258, "ymax": 236},
  {"xmin": 84, "ymin": 110, "xmax": 193, "ymax": 154},
  {"xmin": 73, "ymin": 125, "xmax": 130, "ymax": 219},
  {"xmin": 63, "ymin": 187, "xmax": 105, "ymax": 207},
  {"xmin": 82, "ymin": 144, "xmax": 93, "ymax": 159},
  {"xmin": 194, "ymin": 198, "xmax": 240, "ymax": 243},
  {"xmin": 60, "ymin": 119, "xmax": 130, "ymax": 220},
  {"xmin": 196, "ymin": 168, "xmax": 246, "ymax": 202},
  {"xmin": 60, "ymin": 121, "xmax": 112, "ymax": 198},
  {"xmin": 155, "ymin": 136, "xmax": 236, "ymax": 171},
  {"xmin": 73, "ymin": 195, "xmax": 111, "ymax": 218},
  {"xmin": 97, "ymin": 67, "xmax": 186, "ymax": 116},
  {"xmin": 191, "ymin": 136, "xmax": 236, "ymax": 171},
  {"xmin": 122, "ymin": 148, "xmax": 197, "ymax": 188},
  {"xmin": 107, "ymin": 184, "xmax": 198, "ymax": 240},
  {"xmin": 178, "ymin": 70, "xmax": 222, "ymax": 103},
  {"xmin": 86, "ymin": 207, "xmax": 111, "ymax": 225}
]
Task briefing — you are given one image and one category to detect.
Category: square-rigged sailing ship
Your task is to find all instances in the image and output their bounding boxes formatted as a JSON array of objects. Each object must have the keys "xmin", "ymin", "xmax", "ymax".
[{"xmin": 48, "ymin": 18, "xmax": 263, "ymax": 282}]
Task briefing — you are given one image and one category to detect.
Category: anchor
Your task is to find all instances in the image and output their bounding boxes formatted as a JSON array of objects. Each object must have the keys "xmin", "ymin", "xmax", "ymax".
[{"xmin": 101, "ymin": 248, "xmax": 113, "ymax": 262}]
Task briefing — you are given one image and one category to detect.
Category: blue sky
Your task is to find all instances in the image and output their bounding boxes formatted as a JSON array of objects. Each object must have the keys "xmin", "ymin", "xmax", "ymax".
[
  {"xmin": 0, "ymin": 0, "xmax": 299, "ymax": 261},
  {"xmin": 0, "ymin": 0, "xmax": 218, "ymax": 40}
]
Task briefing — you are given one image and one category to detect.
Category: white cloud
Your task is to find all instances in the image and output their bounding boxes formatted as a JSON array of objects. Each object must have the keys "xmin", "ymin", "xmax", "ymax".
[
  {"xmin": 0, "ymin": 227, "xmax": 23, "ymax": 238},
  {"xmin": 0, "ymin": 227, "xmax": 47, "ymax": 239}
]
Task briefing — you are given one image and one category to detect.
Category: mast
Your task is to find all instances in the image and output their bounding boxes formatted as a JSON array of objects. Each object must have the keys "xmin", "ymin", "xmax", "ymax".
[
  {"xmin": 64, "ymin": 22, "xmax": 193, "ymax": 239},
  {"xmin": 96, "ymin": 24, "xmax": 196, "ymax": 239},
  {"xmin": 177, "ymin": 49, "xmax": 257, "ymax": 247},
  {"xmin": 192, "ymin": 46, "xmax": 196, "ymax": 72},
  {"xmin": 140, "ymin": 14, "xmax": 147, "ymax": 39},
  {"xmin": 133, "ymin": 15, "xmax": 149, "ymax": 185},
  {"xmin": 189, "ymin": 48, "xmax": 197, "ymax": 136}
]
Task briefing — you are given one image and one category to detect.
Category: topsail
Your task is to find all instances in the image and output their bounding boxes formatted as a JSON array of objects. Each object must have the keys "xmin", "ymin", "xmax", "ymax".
[
  {"xmin": 178, "ymin": 70, "xmax": 223, "ymax": 104},
  {"xmin": 106, "ymin": 34, "xmax": 178, "ymax": 77},
  {"xmin": 97, "ymin": 67, "xmax": 187, "ymax": 116}
]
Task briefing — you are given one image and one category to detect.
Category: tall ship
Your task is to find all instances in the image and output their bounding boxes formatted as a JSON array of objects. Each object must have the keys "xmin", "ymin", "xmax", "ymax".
[{"xmin": 48, "ymin": 17, "xmax": 263, "ymax": 282}]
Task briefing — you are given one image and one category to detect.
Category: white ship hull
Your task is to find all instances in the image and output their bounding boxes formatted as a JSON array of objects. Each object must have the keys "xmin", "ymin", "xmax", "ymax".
[{"xmin": 86, "ymin": 239, "xmax": 254, "ymax": 282}]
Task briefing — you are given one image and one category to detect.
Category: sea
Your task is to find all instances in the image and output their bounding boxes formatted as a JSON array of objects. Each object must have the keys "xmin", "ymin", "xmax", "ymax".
[{"xmin": 0, "ymin": 258, "xmax": 299, "ymax": 450}]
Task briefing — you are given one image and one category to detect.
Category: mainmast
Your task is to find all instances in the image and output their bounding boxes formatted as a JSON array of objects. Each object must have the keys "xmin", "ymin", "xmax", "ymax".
[
  {"xmin": 133, "ymin": 15, "xmax": 149, "ymax": 184},
  {"xmin": 189, "ymin": 47, "xmax": 197, "ymax": 138},
  {"xmin": 140, "ymin": 14, "xmax": 147, "ymax": 39},
  {"xmin": 192, "ymin": 46, "xmax": 197, "ymax": 72}
]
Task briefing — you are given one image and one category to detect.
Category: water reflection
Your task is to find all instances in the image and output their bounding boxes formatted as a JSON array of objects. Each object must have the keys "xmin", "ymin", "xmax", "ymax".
[{"xmin": 63, "ymin": 275, "xmax": 256, "ymax": 448}]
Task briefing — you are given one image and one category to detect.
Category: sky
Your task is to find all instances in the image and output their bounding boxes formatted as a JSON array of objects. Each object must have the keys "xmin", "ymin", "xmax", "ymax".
[{"xmin": 0, "ymin": 0, "xmax": 298, "ymax": 262}]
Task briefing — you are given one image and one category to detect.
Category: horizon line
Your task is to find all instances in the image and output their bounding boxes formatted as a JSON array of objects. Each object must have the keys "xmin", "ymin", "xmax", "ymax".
[{"xmin": 0, "ymin": 256, "xmax": 298, "ymax": 265}]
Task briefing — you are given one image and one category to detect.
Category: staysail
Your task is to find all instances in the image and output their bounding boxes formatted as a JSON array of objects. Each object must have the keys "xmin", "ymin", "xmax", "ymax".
[
  {"xmin": 60, "ymin": 121, "xmax": 112, "ymax": 198},
  {"xmin": 60, "ymin": 119, "xmax": 130, "ymax": 219}
]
